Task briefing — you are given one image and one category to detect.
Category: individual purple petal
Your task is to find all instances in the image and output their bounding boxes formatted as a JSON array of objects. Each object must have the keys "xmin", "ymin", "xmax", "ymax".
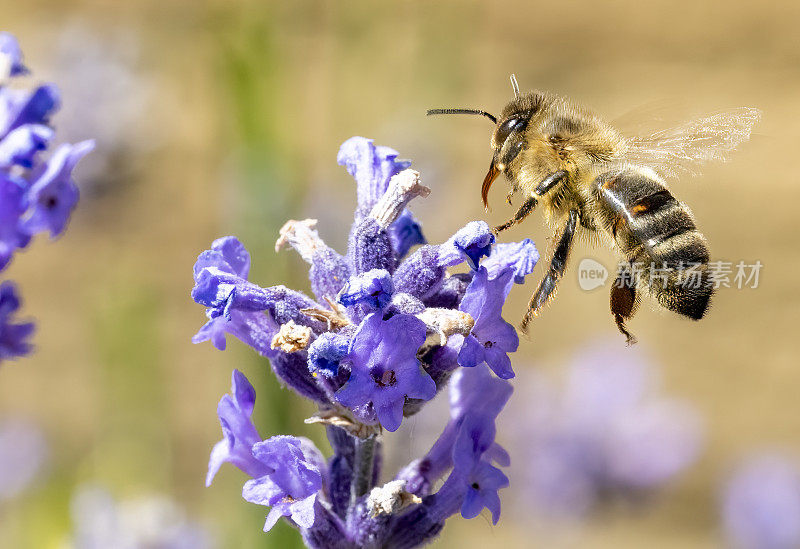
[
  {"xmin": 455, "ymin": 268, "xmax": 518, "ymax": 379},
  {"xmin": 336, "ymin": 137, "xmax": 410, "ymax": 221},
  {"xmin": 0, "ymin": 33, "xmax": 27, "ymax": 77},
  {"xmin": 482, "ymin": 238, "xmax": 539, "ymax": 284},
  {"xmin": 389, "ymin": 209, "xmax": 425, "ymax": 259},
  {"xmin": 722, "ymin": 455, "xmax": 800, "ymax": 549},
  {"xmin": 192, "ymin": 309, "xmax": 277, "ymax": 356},
  {"xmin": 0, "ymin": 125, "xmax": 53, "ymax": 168},
  {"xmin": 449, "ymin": 363, "xmax": 513, "ymax": 423},
  {"xmin": 20, "ymin": 140, "xmax": 94, "ymax": 238},
  {"xmin": 438, "ymin": 221, "xmax": 495, "ymax": 269},
  {"xmin": 458, "ymin": 460, "xmax": 508, "ymax": 523},
  {"xmin": 213, "ymin": 236, "xmax": 250, "ymax": 278},
  {"xmin": 206, "ymin": 370, "xmax": 270, "ymax": 486},
  {"xmin": 335, "ymin": 313, "xmax": 434, "ymax": 432},
  {"xmin": 191, "ymin": 268, "xmax": 274, "ymax": 317}
]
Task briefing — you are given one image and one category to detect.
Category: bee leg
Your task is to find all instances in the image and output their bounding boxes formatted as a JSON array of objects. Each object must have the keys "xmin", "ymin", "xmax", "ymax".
[
  {"xmin": 520, "ymin": 209, "xmax": 578, "ymax": 332},
  {"xmin": 534, "ymin": 170, "xmax": 568, "ymax": 195},
  {"xmin": 494, "ymin": 195, "xmax": 537, "ymax": 234},
  {"xmin": 610, "ymin": 264, "xmax": 640, "ymax": 346}
]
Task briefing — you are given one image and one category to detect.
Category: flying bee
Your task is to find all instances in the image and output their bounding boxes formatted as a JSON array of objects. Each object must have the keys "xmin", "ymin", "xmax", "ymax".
[{"xmin": 428, "ymin": 76, "xmax": 760, "ymax": 344}]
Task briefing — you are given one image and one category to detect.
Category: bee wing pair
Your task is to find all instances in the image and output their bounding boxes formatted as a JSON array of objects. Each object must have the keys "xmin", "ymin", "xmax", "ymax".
[{"xmin": 625, "ymin": 107, "xmax": 761, "ymax": 179}]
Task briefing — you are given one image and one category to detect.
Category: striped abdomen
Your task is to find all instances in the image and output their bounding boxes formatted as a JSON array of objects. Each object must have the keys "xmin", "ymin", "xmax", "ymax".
[{"xmin": 591, "ymin": 167, "xmax": 713, "ymax": 320}]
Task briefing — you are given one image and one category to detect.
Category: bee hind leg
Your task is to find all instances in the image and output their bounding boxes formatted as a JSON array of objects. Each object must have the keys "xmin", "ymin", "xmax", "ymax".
[
  {"xmin": 610, "ymin": 264, "xmax": 640, "ymax": 346},
  {"xmin": 520, "ymin": 209, "xmax": 579, "ymax": 333},
  {"xmin": 494, "ymin": 195, "xmax": 537, "ymax": 234}
]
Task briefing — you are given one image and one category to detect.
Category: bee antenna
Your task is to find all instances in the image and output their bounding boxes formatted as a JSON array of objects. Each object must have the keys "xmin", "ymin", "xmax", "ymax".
[
  {"xmin": 510, "ymin": 74, "xmax": 520, "ymax": 98},
  {"xmin": 426, "ymin": 108, "xmax": 498, "ymax": 125}
]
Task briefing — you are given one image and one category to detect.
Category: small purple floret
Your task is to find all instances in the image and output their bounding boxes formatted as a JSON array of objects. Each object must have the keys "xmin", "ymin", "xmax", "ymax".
[{"xmin": 336, "ymin": 313, "xmax": 434, "ymax": 432}]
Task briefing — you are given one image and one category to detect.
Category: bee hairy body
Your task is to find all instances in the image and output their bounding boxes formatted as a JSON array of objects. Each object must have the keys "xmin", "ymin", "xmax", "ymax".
[{"xmin": 429, "ymin": 80, "xmax": 759, "ymax": 343}]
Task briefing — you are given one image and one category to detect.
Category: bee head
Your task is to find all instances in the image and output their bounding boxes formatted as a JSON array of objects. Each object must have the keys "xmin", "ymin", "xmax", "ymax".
[{"xmin": 427, "ymin": 75, "xmax": 542, "ymax": 209}]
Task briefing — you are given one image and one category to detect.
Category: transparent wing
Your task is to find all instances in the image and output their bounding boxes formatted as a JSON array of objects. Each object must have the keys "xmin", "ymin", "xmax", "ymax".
[{"xmin": 624, "ymin": 107, "xmax": 761, "ymax": 179}]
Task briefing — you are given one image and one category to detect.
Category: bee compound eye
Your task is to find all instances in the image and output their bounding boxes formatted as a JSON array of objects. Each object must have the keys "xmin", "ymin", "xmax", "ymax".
[{"xmin": 494, "ymin": 116, "xmax": 527, "ymax": 146}]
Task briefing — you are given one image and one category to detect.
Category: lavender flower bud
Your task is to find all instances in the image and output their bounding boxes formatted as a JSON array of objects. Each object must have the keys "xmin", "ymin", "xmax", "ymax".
[{"xmin": 368, "ymin": 170, "xmax": 430, "ymax": 229}]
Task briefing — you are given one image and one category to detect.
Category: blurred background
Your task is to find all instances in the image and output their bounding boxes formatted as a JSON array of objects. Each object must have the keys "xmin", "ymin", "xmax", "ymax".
[{"xmin": 1, "ymin": 0, "xmax": 799, "ymax": 547}]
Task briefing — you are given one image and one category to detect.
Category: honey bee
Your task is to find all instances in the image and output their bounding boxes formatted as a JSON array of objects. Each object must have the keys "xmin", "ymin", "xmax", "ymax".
[{"xmin": 429, "ymin": 75, "xmax": 760, "ymax": 344}]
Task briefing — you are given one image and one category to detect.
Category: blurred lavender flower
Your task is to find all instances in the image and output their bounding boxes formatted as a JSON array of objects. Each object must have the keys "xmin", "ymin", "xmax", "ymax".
[
  {"xmin": 193, "ymin": 137, "xmax": 539, "ymax": 547},
  {"xmin": 503, "ymin": 343, "xmax": 702, "ymax": 521},
  {"xmin": 41, "ymin": 23, "xmax": 161, "ymax": 196},
  {"xmin": 0, "ymin": 32, "xmax": 93, "ymax": 365},
  {"xmin": 0, "ymin": 417, "xmax": 48, "ymax": 502},
  {"xmin": 0, "ymin": 281, "xmax": 34, "ymax": 360},
  {"xmin": 722, "ymin": 454, "xmax": 800, "ymax": 549},
  {"xmin": 70, "ymin": 486, "xmax": 216, "ymax": 549}
]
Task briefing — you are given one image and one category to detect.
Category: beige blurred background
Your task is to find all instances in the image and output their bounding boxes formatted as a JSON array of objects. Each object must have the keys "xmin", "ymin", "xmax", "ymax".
[{"xmin": 1, "ymin": 0, "xmax": 798, "ymax": 547}]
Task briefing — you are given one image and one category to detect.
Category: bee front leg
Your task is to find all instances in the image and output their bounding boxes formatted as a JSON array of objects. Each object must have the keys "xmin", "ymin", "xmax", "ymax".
[
  {"xmin": 494, "ymin": 171, "xmax": 568, "ymax": 234},
  {"xmin": 520, "ymin": 209, "xmax": 578, "ymax": 333},
  {"xmin": 494, "ymin": 195, "xmax": 537, "ymax": 234},
  {"xmin": 610, "ymin": 263, "xmax": 640, "ymax": 346}
]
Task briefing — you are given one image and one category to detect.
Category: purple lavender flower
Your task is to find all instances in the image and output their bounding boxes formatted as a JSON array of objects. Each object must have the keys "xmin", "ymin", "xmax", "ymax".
[
  {"xmin": 451, "ymin": 268, "xmax": 518, "ymax": 379},
  {"xmin": 482, "ymin": 238, "xmax": 539, "ymax": 284},
  {"xmin": 195, "ymin": 137, "xmax": 536, "ymax": 546},
  {"xmin": 722, "ymin": 455, "xmax": 800, "ymax": 549},
  {"xmin": 337, "ymin": 269, "xmax": 394, "ymax": 311},
  {"xmin": 451, "ymin": 220, "xmax": 495, "ymax": 270},
  {"xmin": 206, "ymin": 370, "xmax": 270, "ymax": 486},
  {"xmin": 19, "ymin": 140, "xmax": 94, "ymax": 238},
  {"xmin": 0, "ymin": 33, "xmax": 92, "ymax": 364},
  {"xmin": 503, "ymin": 342, "xmax": 702, "ymax": 521},
  {"xmin": 243, "ymin": 436, "xmax": 325, "ymax": 531},
  {"xmin": 336, "ymin": 313, "xmax": 435, "ymax": 432}
]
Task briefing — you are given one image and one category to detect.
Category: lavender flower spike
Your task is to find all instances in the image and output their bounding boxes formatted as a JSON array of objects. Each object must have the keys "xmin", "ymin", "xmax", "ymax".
[
  {"xmin": 196, "ymin": 137, "xmax": 534, "ymax": 545},
  {"xmin": 0, "ymin": 33, "xmax": 92, "ymax": 363}
]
